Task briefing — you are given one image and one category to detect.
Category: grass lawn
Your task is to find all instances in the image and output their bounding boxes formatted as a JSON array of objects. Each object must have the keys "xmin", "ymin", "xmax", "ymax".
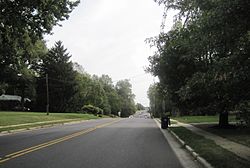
[
  {"xmin": 170, "ymin": 120, "xmax": 177, "ymax": 124},
  {"xmin": 0, "ymin": 111, "xmax": 101, "ymax": 132},
  {"xmin": 172, "ymin": 115, "xmax": 236, "ymax": 123},
  {"xmin": 170, "ymin": 126, "xmax": 250, "ymax": 168},
  {"xmin": 195, "ymin": 124, "xmax": 250, "ymax": 148}
]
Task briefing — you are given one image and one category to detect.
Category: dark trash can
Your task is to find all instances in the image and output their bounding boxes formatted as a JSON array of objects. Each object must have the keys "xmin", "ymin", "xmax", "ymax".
[{"xmin": 161, "ymin": 116, "xmax": 169, "ymax": 129}]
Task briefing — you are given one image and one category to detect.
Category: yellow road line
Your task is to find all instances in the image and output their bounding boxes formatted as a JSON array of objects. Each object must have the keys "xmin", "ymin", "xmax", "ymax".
[
  {"xmin": 0, "ymin": 119, "xmax": 120, "ymax": 164},
  {"xmin": 6, "ymin": 128, "xmax": 94, "ymax": 157}
]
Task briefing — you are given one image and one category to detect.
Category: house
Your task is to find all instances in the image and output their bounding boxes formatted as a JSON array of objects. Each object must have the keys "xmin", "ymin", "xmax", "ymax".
[{"xmin": 0, "ymin": 94, "xmax": 31, "ymax": 111}]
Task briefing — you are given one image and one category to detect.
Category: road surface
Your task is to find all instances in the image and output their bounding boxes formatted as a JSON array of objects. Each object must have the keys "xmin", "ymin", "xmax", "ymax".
[{"xmin": 0, "ymin": 118, "xmax": 184, "ymax": 168}]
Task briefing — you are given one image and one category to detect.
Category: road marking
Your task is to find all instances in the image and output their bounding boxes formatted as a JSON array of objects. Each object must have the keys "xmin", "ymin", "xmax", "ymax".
[{"xmin": 0, "ymin": 119, "xmax": 120, "ymax": 164}]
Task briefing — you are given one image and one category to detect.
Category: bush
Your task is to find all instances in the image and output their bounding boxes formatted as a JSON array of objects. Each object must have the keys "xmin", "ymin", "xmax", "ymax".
[
  {"xmin": 81, "ymin": 104, "xmax": 103, "ymax": 115},
  {"xmin": 238, "ymin": 101, "xmax": 250, "ymax": 126},
  {"xmin": 108, "ymin": 114, "xmax": 117, "ymax": 118}
]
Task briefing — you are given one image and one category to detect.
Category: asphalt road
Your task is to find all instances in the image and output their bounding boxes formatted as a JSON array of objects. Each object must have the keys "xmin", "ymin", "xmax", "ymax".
[{"xmin": 0, "ymin": 118, "xmax": 183, "ymax": 168}]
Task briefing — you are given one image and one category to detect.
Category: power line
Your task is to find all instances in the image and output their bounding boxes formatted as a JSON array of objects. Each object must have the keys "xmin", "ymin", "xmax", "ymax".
[
  {"xmin": 38, "ymin": 72, "xmax": 153, "ymax": 86},
  {"xmin": 113, "ymin": 73, "xmax": 149, "ymax": 83}
]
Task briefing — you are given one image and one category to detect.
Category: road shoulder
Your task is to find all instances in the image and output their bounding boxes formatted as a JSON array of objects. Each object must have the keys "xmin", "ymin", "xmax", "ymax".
[{"xmin": 154, "ymin": 119, "xmax": 203, "ymax": 168}]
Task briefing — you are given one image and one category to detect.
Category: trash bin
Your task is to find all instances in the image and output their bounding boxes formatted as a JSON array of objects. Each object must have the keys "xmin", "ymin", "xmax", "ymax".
[{"xmin": 161, "ymin": 116, "xmax": 169, "ymax": 129}]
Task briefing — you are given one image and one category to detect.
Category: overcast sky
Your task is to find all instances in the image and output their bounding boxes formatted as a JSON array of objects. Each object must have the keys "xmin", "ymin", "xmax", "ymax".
[{"xmin": 45, "ymin": 0, "xmax": 175, "ymax": 106}]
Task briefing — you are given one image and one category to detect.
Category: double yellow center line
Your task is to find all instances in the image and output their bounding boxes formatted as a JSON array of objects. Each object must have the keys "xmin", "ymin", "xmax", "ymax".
[{"xmin": 0, "ymin": 119, "xmax": 120, "ymax": 164}]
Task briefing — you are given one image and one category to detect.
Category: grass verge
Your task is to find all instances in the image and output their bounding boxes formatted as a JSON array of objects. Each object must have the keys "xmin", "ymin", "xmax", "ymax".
[
  {"xmin": 172, "ymin": 115, "xmax": 236, "ymax": 123},
  {"xmin": 170, "ymin": 120, "xmax": 177, "ymax": 124},
  {"xmin": 170, "ymin": 126, "xmax": 250, "ymax": 168},
  {"xmin": 194, "ymin": 124, "xmax": 250, "ymax": 148},
  {"xmin": 0, "ymin": 111, "xmax": 100, "ymax": 132}
]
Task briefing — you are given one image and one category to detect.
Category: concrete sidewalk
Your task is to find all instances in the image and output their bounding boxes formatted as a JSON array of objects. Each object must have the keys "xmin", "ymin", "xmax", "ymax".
[{"xmin": 171, "ymin": 119, "xmax": 250, "ymax": 161}]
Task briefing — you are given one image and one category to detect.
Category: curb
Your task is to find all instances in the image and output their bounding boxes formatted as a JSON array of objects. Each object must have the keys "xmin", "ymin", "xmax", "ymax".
[
  {"xmin": 0, "ymin": 119, "xmax": 89, "ymax": 136},
  {"xmin": 168, "ymin": 129, "xmax": 214, "ymax": 168},
  {"xmin": 157, "ymin": 119, "xmax": 214, "ymax": 168}
]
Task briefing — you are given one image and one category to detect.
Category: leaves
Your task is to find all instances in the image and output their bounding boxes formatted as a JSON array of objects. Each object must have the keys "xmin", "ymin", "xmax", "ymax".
[{"xmin": 148, "ymin": 0, "xmax": 250, "ymax": 118}]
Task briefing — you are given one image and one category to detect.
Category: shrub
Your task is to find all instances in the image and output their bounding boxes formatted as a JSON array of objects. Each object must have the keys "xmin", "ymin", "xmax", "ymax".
[
  {"xmin": 108, "ymin": 114, "xmax": 116, "ymax": 118},
  {"xmin": 238, "ymin": 101, "xmax": 250, "ymax": 126},
  {"xmin": 81, "ymin": 104, "xmax": 103, "ymax": 115}
]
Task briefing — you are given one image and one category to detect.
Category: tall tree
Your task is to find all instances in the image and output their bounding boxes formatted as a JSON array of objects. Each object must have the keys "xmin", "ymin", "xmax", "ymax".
[
  {"xmin": 36, "ymin": 41, "xmax": 77, "ymax": 112},
  {"xmin": 66, "ymin": 71, "xmax": 92, "ymax": 112},
  {"xmin": 116, "ymin": 79, "xmax": 136, "ymax": 117},
  {"xmin": 0, "ymin": 0, "xmax": 79, "ymax": 82},
  {"xmin": 98, "ymin": 75, "xmax": 121, "ymax": 115},
  {"xmin": 148, "ymin": 0, "xmax": 250, "ymax": 126},
  {"xmin": 147, "ymin": 83, "xmax": 173, "ymax": 117}
]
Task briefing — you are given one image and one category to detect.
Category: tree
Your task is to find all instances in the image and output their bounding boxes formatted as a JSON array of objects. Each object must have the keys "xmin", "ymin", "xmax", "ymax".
[
  {"xmin": 148, "ymin": 0, "xmax": 250, "ymax": 127},
  {"xmin": 1, "ymin": 39, "xmax": 47, "ymax": 111},
  {"xmin": 66, "ymin": 71, "xmax": 92, "ymax": 112},
  {"xmin": 147, "ymin": 83, "xmax": 173, "ymax": 117},
  {"xmin": 98, "ymin": 75, "xmax": 121, "ymax": 115},
  {"xmin": 36, "ymin": 41, "xmax": 77, "ymax": 112},
  {"xmin": 0, "ymin": 0, "xmax": 79, "ymax": 112},
  {"xmin": 0, "ymin": 0, "xmax": 79, "ymax": 86},
  {"xmin": 147, "ymin": 23, "xmax": 197, "ymax": 116},
  {"xmin": 136, "ymin": 103, "xmax": 145, "ymax": 111},
  {"xmin": 116, "ymin": 80, "xmax": 136, "ymax": 117}
]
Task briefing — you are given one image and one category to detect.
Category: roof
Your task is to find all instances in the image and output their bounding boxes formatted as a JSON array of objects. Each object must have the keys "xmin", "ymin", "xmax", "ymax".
[
  {"xmin": 0, "ymin": 94, "xmax": 21, "ymax": 101},
  {"xmin": 0, "ymin": 94, "xmax": 31, "ymax": 102}
]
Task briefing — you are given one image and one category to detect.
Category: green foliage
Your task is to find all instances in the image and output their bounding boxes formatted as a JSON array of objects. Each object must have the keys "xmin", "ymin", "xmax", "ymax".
[
  {"xmin": 1, "ymin": 39, "xmax": 47, "ymax": 100},
  {"xmin": 0, "ymin": 0, "xmax": 79, "ymax": 85},
  {"xmin": 148, "ymin": 0, "xmax": 250, "ymax": 126},
  {"xmin": 81, "ymin": 104, "xmax": 103, "ymax": 115},
  {"xmin": 0, "ymin": 0, "xmax": 79, "ymax": 38},
  {"xmin": 0, "ymin": 0, "xmax": 79, "ymax": 111},
  {"xmin": 116, "ymin": 79, "xmax": 136, "ymax": 117},
  {"xmin": 67, "ymin": 73, "xmax": 136, "ymax": 117},
  {"xmin": 52, "ymin": 70, "xmax": 137, "ymax": 117},
  {"xmin": 147, "ymin": 83, "xmax": 174, "ymax": 117},
  {"xmin": 0, "ymin": 83, "xmax": 8, "ymax": 95},
  {"xmin": 136, "ymin": 103, "xmax": 145, "ymax": 111},
  {"xmin": 0, "ymin": 1, "xmax": 137, "ymax": 116},
  {"xmin": 36, "ymin": 41, "xmax": 77, "ymax": 112},
  {"xmin": 237, "ymin": 101, "xmax": 250, "ymax": 126},
  {"xmin": 67, "ymin": 72, "xmax": 92, "ymax": 112},
  {"xmin": 147, "ymin": 83, "xmax": 162, "ymax": 117}
]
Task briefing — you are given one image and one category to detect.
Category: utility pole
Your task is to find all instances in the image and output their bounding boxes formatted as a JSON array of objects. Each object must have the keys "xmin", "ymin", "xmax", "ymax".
[
  {"xmin": 46, "ymin": 73, "xmax": 49, "ymax": 115},
  {"xmin": 153, "ymin": 78, "xmax": 156, "ymax": 117}
]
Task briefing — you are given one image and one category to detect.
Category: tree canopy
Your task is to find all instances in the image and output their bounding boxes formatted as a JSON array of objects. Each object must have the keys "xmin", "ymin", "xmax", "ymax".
[
  {"xmin": 147, "ymin": 0, "xmax": 250, "ymax": 126},
  {"xmin": 0, "ymin": 0, "xmax": 80, "ymax": 111},
  {"xmin": 0, "ymin": 0, "xmax": 146, "ymax": 117}
]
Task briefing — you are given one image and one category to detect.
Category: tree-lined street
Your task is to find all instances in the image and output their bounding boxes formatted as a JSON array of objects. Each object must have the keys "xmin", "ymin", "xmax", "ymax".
[{"xmin": 0, "ymin": 117, "xmax": 185, "ymax": 168}]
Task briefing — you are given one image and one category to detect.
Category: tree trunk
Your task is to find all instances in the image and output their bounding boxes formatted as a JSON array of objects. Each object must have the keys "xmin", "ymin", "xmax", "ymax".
[{"xmin": 219, "ymin": 111, "xmax": 229, "ymax": 127}]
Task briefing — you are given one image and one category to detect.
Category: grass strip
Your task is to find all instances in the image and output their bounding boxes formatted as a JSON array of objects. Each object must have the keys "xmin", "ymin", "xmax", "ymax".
[
  {"xmin": 172, "ymin": 115, "xmax": 236, "ymax": 123},
  {"xmin": 0, "ymin": 120, "xmax": 83, "ymax": 132},
  {"xmin": 195, "ymin": 124, "xmax": 250, "ymax": 148},
  {"xmin": 0, "ymin": 112, "xmax": 101, "ymax": 132},
  {"xmin": 170, "ymin": 126, "xmax": 250, "ymax": 168}
]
